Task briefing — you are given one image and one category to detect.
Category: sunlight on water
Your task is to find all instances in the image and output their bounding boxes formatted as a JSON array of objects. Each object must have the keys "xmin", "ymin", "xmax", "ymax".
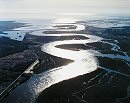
[
  {"xmin": 53, "ymin": 18, "xmax": 79, "ymax": 23},
  {"xmin": 32, "ymin": 18, "xmax": 100, "ymax": 95},
  {"xmin": 51, "ymin": 57, "xmax": 98, "ymax": 82},
  {"xmin": 6, "ymin": 18, "xmax": 101, "ymax": 103},
  {"xmin": 51, "ymin": 24, "xmax": 85, "ymax": 31},
  {"xmin": 33, "ymin": 56, "xmax": 98, "ymax": 95}
]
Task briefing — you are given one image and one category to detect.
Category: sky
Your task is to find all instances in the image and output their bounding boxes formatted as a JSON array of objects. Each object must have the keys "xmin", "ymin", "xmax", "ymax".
[{"xmin": 0, "ymin": 0, "xmax": 130, "ymax": 18}]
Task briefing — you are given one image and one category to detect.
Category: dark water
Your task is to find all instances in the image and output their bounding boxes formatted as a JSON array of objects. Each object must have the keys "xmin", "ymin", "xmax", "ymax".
[{"xmin": 0, "ymin": 17, "xmax": 130, "ymax": 103}]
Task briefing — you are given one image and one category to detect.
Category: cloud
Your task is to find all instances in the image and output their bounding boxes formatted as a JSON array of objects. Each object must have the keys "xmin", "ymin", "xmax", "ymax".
[{"xmin": 0, "ymin": 0, "xmax": 130, "ymax": 15}]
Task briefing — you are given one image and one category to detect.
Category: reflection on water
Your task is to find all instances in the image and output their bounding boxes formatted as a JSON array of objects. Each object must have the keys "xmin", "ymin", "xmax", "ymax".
[
  {"xmin": 53, "ymin": 18, "xmax": 79, "ymax": 24},
  {"xmin": 30, "ymin": 56, "xmax": 97, "ymax": 96},
  {"xmin": 5, "ymin": 17, "xmax": 130, "ymax": 103},
  {"xmin": 5, "ymin": 18, "xmax": 100, "ymax": 103}
]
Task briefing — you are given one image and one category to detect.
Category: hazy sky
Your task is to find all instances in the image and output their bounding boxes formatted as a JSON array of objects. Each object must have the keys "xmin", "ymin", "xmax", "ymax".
[{"xmin": 0, "ymin": 0, "xmax": 130, "ymax": 15}]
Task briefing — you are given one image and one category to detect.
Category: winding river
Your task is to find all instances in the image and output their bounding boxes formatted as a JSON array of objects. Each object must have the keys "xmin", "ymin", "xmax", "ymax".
[{"xmin": 5, "ymin": 19, "xmax": 130, "ymax": 103}]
